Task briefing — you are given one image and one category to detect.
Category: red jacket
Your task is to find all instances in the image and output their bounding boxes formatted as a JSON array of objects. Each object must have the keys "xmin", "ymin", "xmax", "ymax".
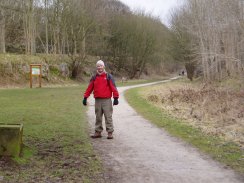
[{"xmin": 84, "ymin": 72, "xmax": 119, "ymax": 99}]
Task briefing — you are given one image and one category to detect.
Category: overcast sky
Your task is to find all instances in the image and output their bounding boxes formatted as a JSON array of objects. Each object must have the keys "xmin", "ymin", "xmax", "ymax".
[{"xmin": 119, "ymin": 0, "xmax": 185, "ymax": 26}]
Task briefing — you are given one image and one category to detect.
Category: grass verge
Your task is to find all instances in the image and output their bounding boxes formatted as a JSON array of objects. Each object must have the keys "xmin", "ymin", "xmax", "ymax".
[
  {"xmin": 125, "ymin": 87, "xmax": 244, "ymax": 174},
  {"xmin": 0, "ymin": 86, "xmax": 103, "ymax": 182}
]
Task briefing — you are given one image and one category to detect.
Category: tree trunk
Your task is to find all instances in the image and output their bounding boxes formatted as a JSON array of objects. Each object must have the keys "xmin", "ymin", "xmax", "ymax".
[
  {"xmin": 81, "ymin": 27, "xmax": 86, "ymax": 58},
  {"xmin": 45, "ymin": 0, "xmax": 49, "ymax": 54},
  {"xmin": 0, "ymin": 7, "xmax": 5, "ymax": 53},
  {"xmin": 24, "ymin": 0, "xmax": 36, "ymax": 54}
]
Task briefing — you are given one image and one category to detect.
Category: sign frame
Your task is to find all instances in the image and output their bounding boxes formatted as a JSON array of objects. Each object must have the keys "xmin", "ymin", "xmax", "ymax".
[{"xmin": 30, "ymin": 64, "xmax": 42, "ymax": 88}]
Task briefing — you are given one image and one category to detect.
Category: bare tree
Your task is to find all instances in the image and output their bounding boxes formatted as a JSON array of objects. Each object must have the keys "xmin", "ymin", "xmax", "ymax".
[
  {"xmin": 44, "ymin": 0, "xmax": 49, "ymax": 54},
  {"xmin": 0, "ymin": 2, "xmax": 6, "ymax": 53},
  {"xmin": 171, "ymin": 0, "xmax": 244, "ymax": 81},
  {"xmin": 23, "ymin": 0, "xmax": 36, "ymax": 54}
]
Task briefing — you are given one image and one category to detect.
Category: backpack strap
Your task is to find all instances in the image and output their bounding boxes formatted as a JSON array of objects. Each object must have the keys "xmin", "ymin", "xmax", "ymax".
[
  {"xmin": 106, "ymin": 73, "xmax": 111, "ymax": 86},
  {"xmin": 106, "ymin": 73, "xmax": 112, "ymax": 81},
  {"xmin": 106, "ymin": 73, "xmax": 117, "ymax": 88},
  {"xmin": 90, "ymin": 74, "xmax": 97, "ymax": 82}
]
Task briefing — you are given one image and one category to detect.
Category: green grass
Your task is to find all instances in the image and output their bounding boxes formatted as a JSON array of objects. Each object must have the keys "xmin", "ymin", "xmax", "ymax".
[
  {"xmin": 125, "ymin": 87, "xmax": 244, "ymax": 174},
  {"xmin": 0, "ymin": 86, "xmax": 103, "ymax": 182}
]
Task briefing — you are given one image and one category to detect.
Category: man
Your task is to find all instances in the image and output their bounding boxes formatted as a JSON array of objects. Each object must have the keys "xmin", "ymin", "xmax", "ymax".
[{"xmin": 83, "ymin": 60, "xmax": 119, "ymax": 139}]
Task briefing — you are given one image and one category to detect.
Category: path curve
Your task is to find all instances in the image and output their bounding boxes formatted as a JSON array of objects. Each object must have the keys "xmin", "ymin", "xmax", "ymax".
[{"xmin": 87, "ymin": 78, "xmax": 243, "ymax": 183}]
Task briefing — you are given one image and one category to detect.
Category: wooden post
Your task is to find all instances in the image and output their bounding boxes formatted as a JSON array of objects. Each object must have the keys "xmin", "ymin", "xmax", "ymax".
[
  {"xmin": 39, "ymin": 65, "xmax": 42, "ymax": 88},
  {"xmin": 30, "ymin": 65, "xmax": 32, "ymax": 88}
]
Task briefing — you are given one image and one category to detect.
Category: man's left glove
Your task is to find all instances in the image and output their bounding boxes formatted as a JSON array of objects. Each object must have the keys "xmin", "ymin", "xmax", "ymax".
[
  {"xmin": 113, "ymin": 98, "xmax": 119, "ymax": 105},
  {"xmin": 83, "ymin": 97, "xmax": 87, "ymax": 106}
]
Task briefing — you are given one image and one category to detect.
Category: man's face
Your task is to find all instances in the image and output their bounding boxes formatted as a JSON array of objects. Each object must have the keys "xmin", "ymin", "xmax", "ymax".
[{"xmin": 96, "ymin": 64, "xmax": 104, "ymax": 73}]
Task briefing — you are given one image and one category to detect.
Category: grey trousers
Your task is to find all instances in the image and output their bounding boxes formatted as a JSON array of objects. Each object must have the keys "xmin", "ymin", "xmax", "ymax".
[{"xmin": 95, "ymin": 98, "xmax": 114, "ymax": 133}]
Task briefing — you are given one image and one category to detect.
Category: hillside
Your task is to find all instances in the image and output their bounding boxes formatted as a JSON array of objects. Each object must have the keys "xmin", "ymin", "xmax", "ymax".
[
  {"xmin": 0, "ymin": 53, "xmax": 178, "ymax": 88},
  {"xmin": 0, "ymin": 54, "xmax": 93, "ymax": 87}
]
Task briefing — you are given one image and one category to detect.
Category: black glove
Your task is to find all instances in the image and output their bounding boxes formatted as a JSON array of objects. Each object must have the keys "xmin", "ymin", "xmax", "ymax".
[
  {"xmin": 113, "ymin": 98, "xmax": 119, "ymax": 105},
  {"xmin": 83, "ymin": 98, "xmax": 87, "ymax": 106}
]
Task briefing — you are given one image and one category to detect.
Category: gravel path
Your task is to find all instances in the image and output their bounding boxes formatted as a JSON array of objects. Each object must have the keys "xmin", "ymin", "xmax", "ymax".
[{"xmin": 87, "ymin": 78, "xmax": 243, "ymax": 183}]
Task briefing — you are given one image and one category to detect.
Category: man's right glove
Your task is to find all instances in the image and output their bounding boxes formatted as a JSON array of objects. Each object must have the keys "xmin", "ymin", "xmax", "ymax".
[
  {"xmin": 113, "ymin": 98, "xmax": 119, "ymax": 105},
  {"xmin": 83, "ymin": 98, "xmax": 87, "ymax": 106}
]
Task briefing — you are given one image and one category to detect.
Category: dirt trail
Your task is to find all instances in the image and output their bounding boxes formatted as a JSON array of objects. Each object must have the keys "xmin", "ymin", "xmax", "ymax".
[{"xmin": 87, "ymin": 78, "xmax": 243, "ymax": 183}]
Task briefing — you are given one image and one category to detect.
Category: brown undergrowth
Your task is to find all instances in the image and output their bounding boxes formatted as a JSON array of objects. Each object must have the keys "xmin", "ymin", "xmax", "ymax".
[{"xmin": 142, "ymin": 78, "xmax": 244, "ymax": 148}]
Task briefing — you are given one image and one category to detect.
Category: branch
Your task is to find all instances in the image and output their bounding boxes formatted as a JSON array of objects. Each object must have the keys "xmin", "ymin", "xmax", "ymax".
[{"xmin": 0, "ymin": 5, "xmax": 24, "ymax": 13}]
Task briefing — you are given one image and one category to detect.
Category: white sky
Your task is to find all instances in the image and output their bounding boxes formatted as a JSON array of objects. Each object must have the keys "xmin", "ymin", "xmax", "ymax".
[{"xmin": 119, "ymin": 0, "xmax": 185, "ymax": 26}]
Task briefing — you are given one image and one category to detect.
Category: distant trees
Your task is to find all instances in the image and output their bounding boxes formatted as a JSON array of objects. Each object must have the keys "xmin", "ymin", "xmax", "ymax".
[
  {"xmin": 0, "ymin": 0, "xmax": 130, "ymax": 56},
  {"xmin": 3, "ymin": 0, "xmax": 242, "ymax": 81},
  {"xmin": 170, "ymin": 0, "xmax": 244, "ymax": 81},
  {"xmin": 0, "ymin": 0, "xmax": 171, "ymax": 78},
  {"xmin": 0, "ymin": 0, "xmax": 100, "ymax": 55},
  {"xmin": 0, "ymin": 0, "xmax": 97, "ymax": 55},
  {"xmin": 109, "ymin": 13, "xmax": 170, "ymax": 78}
]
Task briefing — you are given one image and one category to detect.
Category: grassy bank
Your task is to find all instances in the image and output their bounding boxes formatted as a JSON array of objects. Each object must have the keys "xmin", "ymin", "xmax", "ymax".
[
  {"xmin": 125, "ymin": 86, "xmax": 244, "ymax": 173},
  {"xmin": 0, "ymin": 86, "xmax": 103, "ymax": 182}
]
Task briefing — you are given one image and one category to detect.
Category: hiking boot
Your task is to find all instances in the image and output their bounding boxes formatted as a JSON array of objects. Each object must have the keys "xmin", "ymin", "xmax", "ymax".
[
  {"xmin": 91, "ymin": 131, "xmax": 102, "ymax": 138},
  {"xmin": 107, "ymin": 132, "xmax": 113, "ymax": 139}
]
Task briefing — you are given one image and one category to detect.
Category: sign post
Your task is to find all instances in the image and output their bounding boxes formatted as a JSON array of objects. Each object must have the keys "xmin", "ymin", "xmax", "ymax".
[{"xmin": 30, "ymin": 64, "xmax": 42, "ymax": 88}]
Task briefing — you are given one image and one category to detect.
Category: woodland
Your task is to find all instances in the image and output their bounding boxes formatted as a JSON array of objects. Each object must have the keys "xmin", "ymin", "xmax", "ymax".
[{"xmin": 0, "ymin": 0, "xmax": 243, "ymax": 80}]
